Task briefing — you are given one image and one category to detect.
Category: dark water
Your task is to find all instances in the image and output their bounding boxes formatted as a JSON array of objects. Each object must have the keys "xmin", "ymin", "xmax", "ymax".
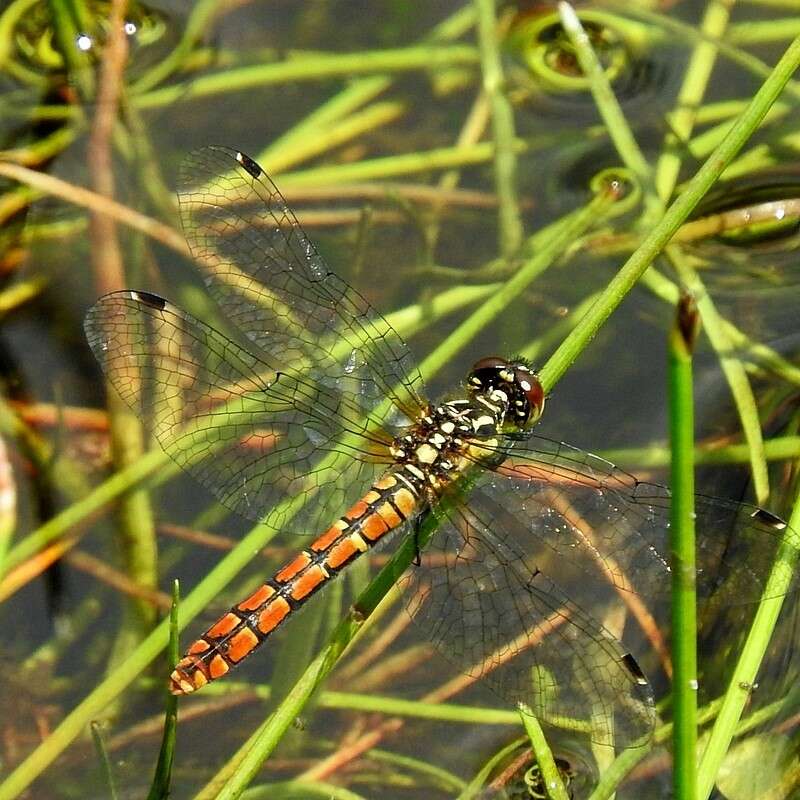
[{"xmin": 1, "ymin": 1, "xmax": 799, "ymax": 798}]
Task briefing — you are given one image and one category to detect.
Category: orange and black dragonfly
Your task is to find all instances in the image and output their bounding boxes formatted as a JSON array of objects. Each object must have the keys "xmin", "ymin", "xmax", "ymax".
[{"xmin": 85, "ymin": 146, "xmax": 797, "ymax": 749}]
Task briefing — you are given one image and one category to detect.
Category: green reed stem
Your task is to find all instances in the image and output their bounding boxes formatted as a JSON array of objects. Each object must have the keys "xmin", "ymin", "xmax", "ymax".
[
  {"xmin": 520, "ymin": 709, "xmax": 571, "ymax": 800},
  {"xmin": 685, "ymin": 102, "xmax": 789, "ymax": 161},
  {"xmin": 418, "ymin": 187, "xmax": 617, "ymax": 381},
  {"xmin": 0, "ymin": 278, "xmax": 45, "ymax": 315},
  {"xmin": 134, "ymin": 45, "xmax": 480, "ymax": 110},
  {"xmin": 170, "ymin": 678, "xmax": 521, "ymax": 724},
  {"xmin": 728, "ymin": 18, "xmax": 800, "ymax": 45},
  {"xmin": 521, "ymin": 290, "xmax": 601, "ymax": 364},
  {"xmin": 599, "ymin": 435, "xmax": 800, "ymax": 472},
  {"xmin": 623, "ymin": 3, "xmax": 800, "ymax": 97},
  {"xmin": 592, "ymin": 679, "xmax": 800, "ymax": 799},
  {"xmin": 369, "ymin": 749, "xmax": 467, "ymax": 796},
  {"xmin": 0, "ymin": 448, "xmax": 172, "ymax": 580},
  {"xmin": 589, "ymin": 699, "xmax": 723, "ymax": 800},
  {"xmin": 669, "ymin": 249, "xmax": 769, "ymax": 503},
  {"xmin": 259, "ymin": 77, "xmax": 393, "ymax": 169},
  {"xmin": 47, "ymin": 0, "xmax": 94, "ymax": 99},
  {"xmin": 89, "ymin": 722, "xmax": 119, "ymax": 800},
  {"xmin": 278, "ymin": 136, "xmax": 547, "ymax": 187},
  {"xmin": 474, "ymin": 0, "xmax": 523, "ymax": 257},
  {"xmin": 0, "ymin": 123, "xmax": 81, "ymax": 165},
  {"xmin": 538, "ymin": 33, "xmax": 800, "ymax": 392},
  {"xmin": 637, "ymin": 267, "xmax": 800, "ymax": 388},
  {"xmin": 459, "ymin": 736, "xmax": 527, "ymax": 799},
  {"xmin": 668, "ymin": 296, "xmax": 699, "ymax": 800},
  {"xmin": 258, "ymin": 6, "xmax": 476, "ymax": 170},
  {"xmin": 239, "ymin": 781, "xmax": 366, "ymax": 799},
  {"xmin": 721, "ymin": 324, "xmax": 800, "ymax": 387},
  {"xmin": 132, "ymin": 0, "xmax": 226, "ymax": 93},
  {"xmin": 0, "ymin": 0, "xmax": 49, "ymax": 87},
  {"xmin": 145, "ymin": 581, "xmax": 179, "ymax": 800},
  {"xmin": 654, "ymin": 0, "xmax": 734, "ymax": 203},
  {"xmin": 259, "ymin": 100, "xmax": 404, "ymax": 174},
  {"xmin": 696, "ymin": 492, "xmax": 800, "ymax": 800},
  {"xmin": 557, "ymin": 3, "xmax": 652, "ymax": 189}
]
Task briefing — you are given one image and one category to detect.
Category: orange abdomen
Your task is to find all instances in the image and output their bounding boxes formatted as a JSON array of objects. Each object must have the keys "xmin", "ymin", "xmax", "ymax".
[{"xmin": 169, "ymin": 471, "xmax": 419, "ymax": 695}]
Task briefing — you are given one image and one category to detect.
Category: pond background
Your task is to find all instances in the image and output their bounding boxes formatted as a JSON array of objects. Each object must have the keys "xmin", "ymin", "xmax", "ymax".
[{"xmin": 1, "ymin": 0, "xmax": 800, "ymax": 797}]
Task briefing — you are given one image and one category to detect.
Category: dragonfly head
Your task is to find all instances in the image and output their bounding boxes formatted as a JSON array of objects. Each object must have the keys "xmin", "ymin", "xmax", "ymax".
[{"xmin": 467, "ymin": 357, "xmax": 545, "ymax": 430}]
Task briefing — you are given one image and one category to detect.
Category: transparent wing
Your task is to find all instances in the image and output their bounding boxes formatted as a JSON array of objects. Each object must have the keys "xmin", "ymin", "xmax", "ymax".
[
  {"xmin": 84, "ymin": 290, "xmax": 393, "ymax": 531},
  {"xmin": 404, "ymin": 488, "xmax": 656, "ymax": 749},
  {"xmin": 472, "ymin": 434, "xmax": 800, "ymax": 606},
  {"xmin": 178, "ymin": 145, "xmax": 426, "ymax": 424}
]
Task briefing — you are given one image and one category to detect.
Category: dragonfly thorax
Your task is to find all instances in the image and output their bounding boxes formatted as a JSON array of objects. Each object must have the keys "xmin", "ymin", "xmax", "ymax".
[{"xmin": 389, "ymin": 389, "xmax": 517, "ymax": 493}]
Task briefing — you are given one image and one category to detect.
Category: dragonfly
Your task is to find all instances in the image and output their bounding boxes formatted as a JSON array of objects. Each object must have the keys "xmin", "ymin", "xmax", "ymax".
[{"xmin": 84, "ymin": 145, "xmax": 798, "ymax": 750}]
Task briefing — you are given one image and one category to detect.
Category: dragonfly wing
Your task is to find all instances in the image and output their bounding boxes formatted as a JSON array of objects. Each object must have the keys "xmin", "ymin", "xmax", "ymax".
[
  {"xmin": 178, "ymin": 145, "xmax": 426, "ymax": 427},
  {"xmin": 404, "ymin": 487, "xmax": 656, "ymax": 749},
  {"xmin": 474, "ymin": 434, "xmax": 799, "ymax": 605},
  {"xmin": 85, "ymin": 290, "xmax": 391, "ymax": 530}
]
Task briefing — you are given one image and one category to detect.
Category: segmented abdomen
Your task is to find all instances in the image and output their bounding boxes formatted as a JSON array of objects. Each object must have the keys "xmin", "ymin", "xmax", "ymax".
[{"xmin": 169, "ymin": 471, "xmax": 420, "ymax": 694}]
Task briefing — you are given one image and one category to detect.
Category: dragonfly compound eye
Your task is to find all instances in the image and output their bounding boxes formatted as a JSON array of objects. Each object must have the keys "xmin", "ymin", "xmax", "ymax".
[{"xmin": 513, "ymin": 367, "xmax": 545, "ymax": 423}]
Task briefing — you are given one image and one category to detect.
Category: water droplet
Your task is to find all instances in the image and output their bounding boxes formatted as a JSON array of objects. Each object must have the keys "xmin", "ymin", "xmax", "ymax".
[
  {"xmin": 76, "ymin": 33, "xmax": 93, "ymax": 51},
  {"xmin": 689, "ymin": 679, "xmax": 698, "ymax": 690}
]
